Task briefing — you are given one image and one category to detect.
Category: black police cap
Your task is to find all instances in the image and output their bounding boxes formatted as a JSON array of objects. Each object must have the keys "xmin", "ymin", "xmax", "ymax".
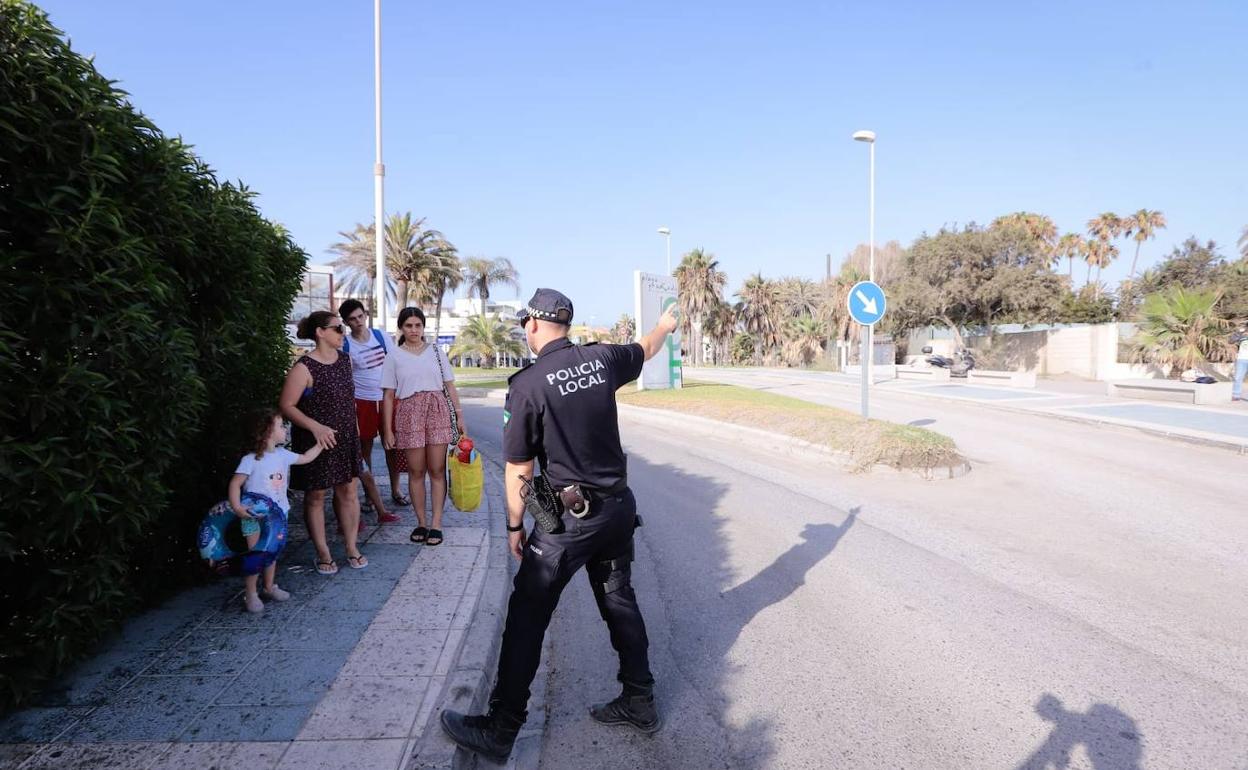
[{"xmin": 518, "ymin": 288, "xmax": 574, "ymax": 326}]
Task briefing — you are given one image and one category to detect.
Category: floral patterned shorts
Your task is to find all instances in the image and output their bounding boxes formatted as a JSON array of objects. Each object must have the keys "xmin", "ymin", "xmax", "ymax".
[{"xmin": 394, "ymin": 391, "xmax": 454, "ymax": 449}]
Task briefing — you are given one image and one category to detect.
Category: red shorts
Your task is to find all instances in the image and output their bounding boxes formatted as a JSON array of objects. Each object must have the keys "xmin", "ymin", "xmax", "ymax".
[{"xmin": 355, "ymin": 399, "xmax": 382, "ymax": 442}]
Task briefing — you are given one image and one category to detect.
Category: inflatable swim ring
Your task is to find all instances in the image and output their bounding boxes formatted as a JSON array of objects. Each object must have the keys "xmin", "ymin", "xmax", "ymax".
[{"xmin": 197, "ymin": 491, "xmax": 288, "ymax": 576}]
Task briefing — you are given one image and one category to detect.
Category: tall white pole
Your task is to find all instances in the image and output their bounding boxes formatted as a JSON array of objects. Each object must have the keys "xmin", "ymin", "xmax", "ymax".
[
  {"xmin": 866, "ymin": 139, "xmax": 875, "ymax": 409},
  {"xmin": 665, "ymin": 232, "xmax": 671, "ymax": 274},
  {"xmin": 373, "ymin": 0, "xmax": 387, "ymax": 330}
]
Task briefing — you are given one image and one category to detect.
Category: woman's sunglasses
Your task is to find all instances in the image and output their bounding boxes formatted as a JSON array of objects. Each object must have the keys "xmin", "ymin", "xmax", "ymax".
[{"xmin": 322, "ymin": 324, "xmax": 345, "ymax": 334}]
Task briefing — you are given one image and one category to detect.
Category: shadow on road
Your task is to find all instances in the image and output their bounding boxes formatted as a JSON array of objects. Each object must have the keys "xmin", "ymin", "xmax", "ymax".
[
  {"xmin": 1015, "ymin": 693, "xmax": 1142, "ymax": 770},
  {"xmin": 623, "ymin": 452, "xmax": 857, "ymax": 769}
]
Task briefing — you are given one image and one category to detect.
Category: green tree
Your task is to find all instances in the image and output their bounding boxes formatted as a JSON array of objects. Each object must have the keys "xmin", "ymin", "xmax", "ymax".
[
  {"xmin": 673, "ymin": 248, "xmax": 728, "ymax": 366},
  {"xmin": 1130, "ymin": 287, "xmax": 1233, "ymax": 375},
  {"xmin": 1148, "ymin": 237, "xmax": 1225, "ymax": 290},
  {"xmin": 890, "ymin": 224, "xmax": 1064, "ymax": 348},
  {"xmin": 735, "ymin": 273, "xmax": 780, "ymax": 363},
  {"xmin": 731, "ymin": 332, "xmax": 756, "ymax": 365},
  {"xmin": 782, "ymin": 315, "xmax": 827, "ymax": 367},
  {"xmin": 993, "ymin": 212, "xmax": 1058, "ymax": 266},
  {"xmin": 462, "ymin": 257, "xmax": 521, "ymax": 318},
  {"xmin": 450, "ymin": 314, "xmax": 524, "ymax": 368},
  {"xmin": 1122, "ymin": 209, "xmax": 1167, "ymax": 279}
]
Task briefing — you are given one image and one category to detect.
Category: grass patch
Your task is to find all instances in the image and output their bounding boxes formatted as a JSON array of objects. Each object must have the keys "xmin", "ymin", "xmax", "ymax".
[
  {"xmin": 617, "ymin": 381, "xmax": 964, "ymax": 472},
  {"xmin": 456, "ymin": 379, "xmax": 508, "ymax": 391},
  {"xmin": 453, "ymin": 366, "xmax": 520, "ymax": 379}
]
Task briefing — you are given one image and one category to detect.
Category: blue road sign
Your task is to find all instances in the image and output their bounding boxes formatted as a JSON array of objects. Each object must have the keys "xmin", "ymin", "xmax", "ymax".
[{"xmin": 847, "ymin": 280, "xmax": 887, "ymax": 326}]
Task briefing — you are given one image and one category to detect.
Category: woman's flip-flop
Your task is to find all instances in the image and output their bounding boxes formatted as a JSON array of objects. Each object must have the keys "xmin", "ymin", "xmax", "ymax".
[
  {"xmin": 409, "ymin": 526, "xmax": 428, "ymax": 544},
  {"xmin": 315, "ymin": 559, "xmax": 338, "ymax": 576},
  {"xmin": 347, "ymin": 554, "xmax": 369, "ymax": 570},
  {"xmin": 391, "ymin": 494, "xmax": 411, "ymax": 506},
  {"xmin": 426, "ymin": 529, "xmax": 443, "ymax": 546}
]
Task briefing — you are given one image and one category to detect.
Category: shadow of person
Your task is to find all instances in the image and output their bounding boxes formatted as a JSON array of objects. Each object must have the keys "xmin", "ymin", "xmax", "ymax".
[
  {"xmin": 1017, "ymin": 693, "xmax": 1143, "ymax": 770},
  {"xmin": 717, "ymin": 510, "xmax": 858, "ymax": 644}
]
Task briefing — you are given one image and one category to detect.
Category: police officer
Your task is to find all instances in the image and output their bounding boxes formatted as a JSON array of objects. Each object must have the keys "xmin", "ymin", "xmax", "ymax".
[{"xmin": 440, "ymin": 288, "xmax": 679, "ymax": 763}]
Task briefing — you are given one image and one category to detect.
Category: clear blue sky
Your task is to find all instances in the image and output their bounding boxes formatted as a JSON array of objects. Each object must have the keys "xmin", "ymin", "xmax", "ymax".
[{"xmin": 40, "ymin": 0, "xmax": 1248, "ymax": 323}]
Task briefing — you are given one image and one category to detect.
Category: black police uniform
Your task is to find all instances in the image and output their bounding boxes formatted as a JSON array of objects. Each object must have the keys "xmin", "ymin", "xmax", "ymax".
[{"xmin": 491, "ymin": 335, "xmax": 654, "ymax": 718}]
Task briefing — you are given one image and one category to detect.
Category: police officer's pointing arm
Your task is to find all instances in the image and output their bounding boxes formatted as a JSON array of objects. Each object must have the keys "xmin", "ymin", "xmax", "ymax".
[{"xmin": 638, "ymin": 305, "xmax": 680, "ymax": 361}]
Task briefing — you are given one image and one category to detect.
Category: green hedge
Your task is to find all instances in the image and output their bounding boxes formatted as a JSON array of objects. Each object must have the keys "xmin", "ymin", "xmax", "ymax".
[{"xmin": 0, "ymin": 1, "xmax": 307, "ymax": 710}]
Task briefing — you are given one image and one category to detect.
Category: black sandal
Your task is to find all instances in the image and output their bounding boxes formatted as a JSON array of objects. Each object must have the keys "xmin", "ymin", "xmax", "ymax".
[
  {"xmin": 409, "ymin": 526, "xmax": 428, "ymax": 544},
  {"xmin": 426, "ymin": 529, "xmax": 443, "ymax": 546},
  {"xmin": 391, "ymin": 493, "xmax": 410, "ymax": 506}
]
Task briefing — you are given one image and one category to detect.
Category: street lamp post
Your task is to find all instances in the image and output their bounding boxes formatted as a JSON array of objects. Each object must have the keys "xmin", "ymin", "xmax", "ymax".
[
  {"xmin": 657, "ymin": 227, "xmax": 671, "ymax": 274},
  {"xmin": 373, "ymin": 0, "xmax": 387, "ymax": 330},
  {"xmin": 852, "ymin": 129, "xmax": 876, "ymax": 418}
]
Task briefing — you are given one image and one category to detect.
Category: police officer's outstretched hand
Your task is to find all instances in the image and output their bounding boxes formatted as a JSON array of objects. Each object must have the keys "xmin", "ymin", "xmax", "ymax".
[
  {"xmin": 508, "ymin": 527, "xmax": 527, "ymax": 561},
  {"xmin": 659, "ymin": 305, "xmax": 680, "ymax": 335}
]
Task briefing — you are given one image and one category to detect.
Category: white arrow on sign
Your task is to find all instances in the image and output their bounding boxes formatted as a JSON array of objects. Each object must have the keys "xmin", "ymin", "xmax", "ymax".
[{"xmin": 855, "ymin": 289, "xmax": 878, "ymax": 315}]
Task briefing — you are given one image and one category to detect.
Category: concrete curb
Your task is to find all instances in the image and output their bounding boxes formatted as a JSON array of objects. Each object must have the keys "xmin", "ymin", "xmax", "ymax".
[
  {"xmin": 617, "ymin": 403, "xmax": 972, "ymax": 480},
  {"xmin": 406, "ymin": 456, "xmax": 516, "ymax": 770}
]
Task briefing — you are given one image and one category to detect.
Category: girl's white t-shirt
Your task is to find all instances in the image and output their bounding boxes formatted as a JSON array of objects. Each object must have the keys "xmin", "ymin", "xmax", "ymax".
[
  {"xmin": 380, "ymin": 344, "xmax": 454, "ymax": 399},
  {"xmin": 234, "ymin": 448, "xmax": 299, "ymax": 512}
]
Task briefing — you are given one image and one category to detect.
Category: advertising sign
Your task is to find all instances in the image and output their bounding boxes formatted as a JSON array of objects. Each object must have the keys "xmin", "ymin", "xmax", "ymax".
[{"xmin": 633, "ymin": 271, "xmax": 682, "ymax": 390}]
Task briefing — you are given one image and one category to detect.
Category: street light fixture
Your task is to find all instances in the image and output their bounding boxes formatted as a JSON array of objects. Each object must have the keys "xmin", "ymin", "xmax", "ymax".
[
  {"xmin": 852, "ymin": 129, "xmax": 876, "ymax": 418},
  {"xmin": 657, "ymin": 227, "xmax": 671, "ymax": 273}
]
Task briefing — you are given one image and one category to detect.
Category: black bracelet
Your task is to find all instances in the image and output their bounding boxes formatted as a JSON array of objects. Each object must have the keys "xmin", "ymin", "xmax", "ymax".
[{"xmin": 506, "ymin": 522, "xmax": 524, "ymax": 532}]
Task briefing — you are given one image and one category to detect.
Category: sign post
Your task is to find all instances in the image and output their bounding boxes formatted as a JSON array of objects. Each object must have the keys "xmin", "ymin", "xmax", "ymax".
[{"xmin": 847, "ymin": 280, "xmax": 886, "ymax": 419}]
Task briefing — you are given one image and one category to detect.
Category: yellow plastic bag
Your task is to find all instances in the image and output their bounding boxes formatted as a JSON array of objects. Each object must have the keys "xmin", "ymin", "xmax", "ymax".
[{"xmin": 447, "ymin": 447, "xmax": 483, "ymax": 512}]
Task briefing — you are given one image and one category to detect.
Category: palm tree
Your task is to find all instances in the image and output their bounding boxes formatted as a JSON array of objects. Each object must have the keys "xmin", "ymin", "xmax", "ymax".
[
  {"xmin": 1085, "ymin": 213, "xmax": 1125, "ymax": 296},
  {"xmin": 1055, "ymin": 233, "xmax": 1088, "ymax": 283},
  {"xmin": 1130, "ymin": 287, "xmax": 1232, "ymax": 376},
  {"xmin": 736, "ymin": 273, "xmax": 779, "ymax": 364},
  {"xmin": 609, "ymin": 314, "xmax": 636, "ymax": 344},
  {"xmin": 327, "ymin": 214, "xmax": 457, "ymax": 314},
  {"xmin": 775, "ymin": 278, "xmax": 821, "ymax": 320},
  {"xmin": 701, "ymin": 300, "xmax": 737, "ymax": 365},
  {"xmin": 673, "ymin": 248, "xmax": 728, "ymax": 367},
  {"xmin": 327, "ymin": 224, "xmax": 393, "ymax": 313},
  {"xmin": 462, "ymin": 257, "xmax": 521, "ymax": 318},
  {"xmin": 450, "ymin": 314, "xmax": 525, "ymax": 368},
  {"xmin": 782, "ymin": 315, "xmax": 827, "ymax": 367},
  {"xmin": 1122, "ymin": 209, "xmax": 1167, "ymax": 279},
  {"xmin": 1084, "ymin": 238, "xmax": 1119, "ymax": 295},
  {"xmin": 1087, "ymin": 211, "xmax": 1125, "ymax": 245},
  {"xmin": 386, "ymin": 213, "xmax": 461, "ymax": 311}
]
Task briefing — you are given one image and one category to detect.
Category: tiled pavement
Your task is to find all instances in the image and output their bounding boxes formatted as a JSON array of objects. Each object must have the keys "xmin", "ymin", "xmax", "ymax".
[{"xmin": 0, "ymin": 436, "xmax": 517, "ymax": 770}]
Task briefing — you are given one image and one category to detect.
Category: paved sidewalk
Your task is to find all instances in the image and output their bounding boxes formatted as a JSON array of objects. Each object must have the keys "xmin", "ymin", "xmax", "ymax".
[{"xmin": 0, "ymin": 431, "xmax": 515, "ymax": 770}]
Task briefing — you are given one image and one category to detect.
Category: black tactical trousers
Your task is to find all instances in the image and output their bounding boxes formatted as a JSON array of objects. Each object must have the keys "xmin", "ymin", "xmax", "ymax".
[{"xmin": 491, "ymin": 487, "xmax": 654, "ymax": 718}]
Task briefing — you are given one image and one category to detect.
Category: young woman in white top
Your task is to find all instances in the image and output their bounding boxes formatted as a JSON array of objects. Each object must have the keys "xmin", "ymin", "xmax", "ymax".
[{"xmin": 381, "ymin": 307, "xmax": 465, "ymax": 546}]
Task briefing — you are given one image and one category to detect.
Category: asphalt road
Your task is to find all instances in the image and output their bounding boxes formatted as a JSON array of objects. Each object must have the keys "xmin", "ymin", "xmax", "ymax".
[{"xmin": 463, "ymin": 380, "xmax": 1248, "ymax": 770}]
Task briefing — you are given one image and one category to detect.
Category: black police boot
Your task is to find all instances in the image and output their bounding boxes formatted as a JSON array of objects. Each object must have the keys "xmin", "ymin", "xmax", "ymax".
[
  {"xmin": 589, "ymin": 691, "xmax": 661, "ymax": 734},
  {"xmin": 439, "ymin": 705, "xmax": 524, "ymax": 764}
]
